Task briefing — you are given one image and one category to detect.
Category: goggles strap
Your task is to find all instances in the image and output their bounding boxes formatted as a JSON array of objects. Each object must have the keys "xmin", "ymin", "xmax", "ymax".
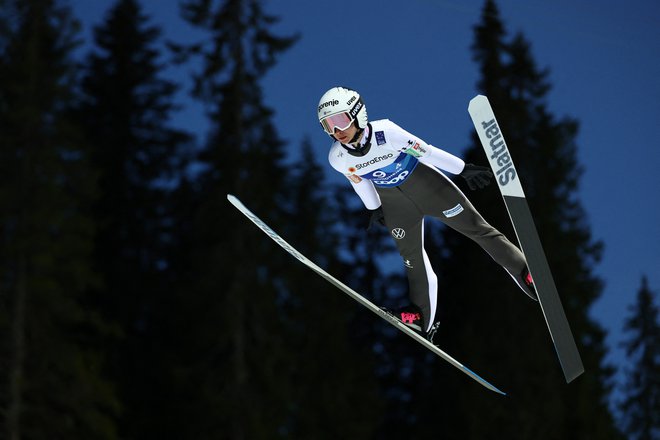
[{"xmin": 347, "ymin": 97, "xmax": 364, "ymax": 124}]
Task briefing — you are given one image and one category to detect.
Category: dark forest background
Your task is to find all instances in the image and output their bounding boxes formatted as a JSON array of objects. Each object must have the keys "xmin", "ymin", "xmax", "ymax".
[{"xmin": 0, "ymin": 0, "xmax": 658, "ymax": 439}]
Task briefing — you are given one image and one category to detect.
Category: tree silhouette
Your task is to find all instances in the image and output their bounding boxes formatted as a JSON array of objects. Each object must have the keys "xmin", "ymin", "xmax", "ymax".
[
  {"xmin": 78, "ymin": 0, "xmax": 193, "ymax": 436},
  {"xmin": 0, "ymin": 0, "xmax": 119, "ymax": 438},
  {"xmin": 163, "ymin": 0, "xmax": 300, "ymax": 437},
  {"xmin": 619, "ymin": 276, "xmax": 660, "ymax": 440}
]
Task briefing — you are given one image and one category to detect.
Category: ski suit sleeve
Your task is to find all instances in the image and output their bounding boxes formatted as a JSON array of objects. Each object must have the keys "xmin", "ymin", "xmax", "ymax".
[
  {"xmin": 417, "ymin": 144, "xmax": 466, "ymax": 175},
  {"xmin": 348, "ymin": 178, "xmax": 381, "ymax": 210},
  {"xmin": 328, "ymin": 141, "xmax": 381, "ymax": 210},
  {"xmin": 384, "ymin": 120, "xmax": 465, "ymax": 175}
]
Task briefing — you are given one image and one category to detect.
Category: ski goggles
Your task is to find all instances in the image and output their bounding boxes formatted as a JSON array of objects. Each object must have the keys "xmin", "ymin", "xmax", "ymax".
[{"xmin": 320, "ymin": 112, "xmax": 354, "ymax": 134}]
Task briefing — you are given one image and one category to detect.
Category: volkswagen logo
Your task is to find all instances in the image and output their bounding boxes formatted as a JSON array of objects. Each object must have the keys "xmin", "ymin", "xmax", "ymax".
[{"xmin": 391, "ymin": 228, "xmax": 406, "ymax": 239}]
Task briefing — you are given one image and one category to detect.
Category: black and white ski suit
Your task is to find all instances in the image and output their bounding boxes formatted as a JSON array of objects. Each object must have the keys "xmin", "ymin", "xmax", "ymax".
[{"xmin": 328, "ymin": 119, "xmax": 529, "ymax": 332}]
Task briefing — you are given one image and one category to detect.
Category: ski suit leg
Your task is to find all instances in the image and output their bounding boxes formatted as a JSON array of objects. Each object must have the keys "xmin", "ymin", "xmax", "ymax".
[
  {"xmin": 376, "ymin": 187, "xmax": 438, "ymax": 333},
  {"xmin": 403, "ymin": 164, "xmax": 528, "ymax": 279},
  {"xmin": 374, "ymin": 164, "xmax": 532, "ymax": 330}
]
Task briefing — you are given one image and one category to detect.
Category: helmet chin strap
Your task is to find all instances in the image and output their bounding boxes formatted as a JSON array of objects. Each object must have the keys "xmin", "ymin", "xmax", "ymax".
[
  {"xmin": 348, "ymin": 127, "xmax": 363, "ymax": 144},
  {"xmin": 348, "ymin": 126, "xmax": 372, "ymax": 156}
]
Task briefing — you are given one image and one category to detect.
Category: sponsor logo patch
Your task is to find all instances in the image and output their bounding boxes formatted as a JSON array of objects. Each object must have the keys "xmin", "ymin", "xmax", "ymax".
[
  {"xmin": 391, "ymin": 228, "xmax": 406, "ymax": 239},
  {"xmin": 443, "ymin": 203, "xmax": 464, "ymax": 218},
  {"xmin": 347, "ymin": 174, "xmax": 362, "ymax": 183},
  {"xmin": 403, "ymin": 141, "xmax": 426, "ymax": 158},
  {"xmin": 355, "ymin": 153, "xmax": 394, "ymax": 170},
  {"xmin": 372, "ymin": 170, "xmax": 409, "ymax": 186},
  {"xmin": 318, "ymin": 99, "xmax": 339, "ymax": 113},
  {"xmin": 375, "ymin": 131, "xmax": 386, "ymax": 145}
]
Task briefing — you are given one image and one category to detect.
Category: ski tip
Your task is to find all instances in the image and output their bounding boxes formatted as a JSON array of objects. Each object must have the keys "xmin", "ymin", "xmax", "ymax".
[
  {"xmin": 227, "ymin": 194, "xmax": 240, "ymax": 206},
  {"xmin": 468, "ymin": 94, "xmax": 488, "ymax": 108},
  {"xmin": 226, "ymin": 194, "xmax": 245, "ymax": 211}
]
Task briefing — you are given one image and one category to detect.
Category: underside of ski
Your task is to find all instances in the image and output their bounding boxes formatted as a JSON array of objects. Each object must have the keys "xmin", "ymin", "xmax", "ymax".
[
  {"xmin": 468, "ymin": 94, "xmax": 584, "ymax": 383},
  {"xmin": 227, "ymin": 194, "xmax": 506, "ymax": 395}
]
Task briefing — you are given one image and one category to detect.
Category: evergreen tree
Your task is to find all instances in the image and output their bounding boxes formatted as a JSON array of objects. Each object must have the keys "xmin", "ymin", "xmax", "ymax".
[
  {"xmin": 0, "ymin": 0, "xmax": 119, "ymax": 438},
  {"xmin": 163, "ymin": 1, "xmax": 300, "ymax": 437},
  {"xmin": 412, "ymin": 1, "xmax": 620, "ymax": 438},
  {"xmin": 78, "ymin": 0, "xmax": 192, "ymax": 436},
  {"xmin": 619, "ymin": 276, "xmax": 660, "ymax": 440}
]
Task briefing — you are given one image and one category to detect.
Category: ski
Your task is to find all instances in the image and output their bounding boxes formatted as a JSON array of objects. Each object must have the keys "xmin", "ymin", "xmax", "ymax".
[
  {"xmin": 227, "ymin": 194, "xmax": 506, "ymax": 395},
  {"xmin": 468, "ymin": 94, "xmax": 584, "ymax": 383}
]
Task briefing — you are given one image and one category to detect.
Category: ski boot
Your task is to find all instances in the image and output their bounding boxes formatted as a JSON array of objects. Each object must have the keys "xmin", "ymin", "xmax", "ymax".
[
  {"xmin": 519, "ymin": 267, "xmax": 538, "ymax": 301},
  {"xmin": 385, "ymin": 304, "xmax": 440, "ymax": 341},
  {"xmin": 394, "ymin": 304, "xmax": 424, "ymax": 332},
  {"xmin": 381, "ymin": 304, "xmax": 424, "ymax": 332}
]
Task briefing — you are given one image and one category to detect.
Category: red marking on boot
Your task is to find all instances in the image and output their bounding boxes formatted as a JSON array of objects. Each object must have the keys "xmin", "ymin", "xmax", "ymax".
[
  {"xmin": 401, "ymin": 312, "xmax": 420, "ymax": 324},
  {"xmin": 525, "ymin": 272, "xmax": 534, "ymax": 286}
]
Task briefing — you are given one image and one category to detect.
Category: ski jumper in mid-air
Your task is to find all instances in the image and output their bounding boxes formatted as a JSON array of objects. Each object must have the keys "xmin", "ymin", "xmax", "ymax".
[{"xmin": 317, "ymin": 86, "xmax": 537, "ymax": 335}]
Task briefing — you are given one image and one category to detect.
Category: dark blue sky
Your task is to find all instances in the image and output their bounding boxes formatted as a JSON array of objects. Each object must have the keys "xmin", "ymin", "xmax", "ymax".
[{"xmin": 73, "ymin": 0, "xmax": 660, "ymax": 397}]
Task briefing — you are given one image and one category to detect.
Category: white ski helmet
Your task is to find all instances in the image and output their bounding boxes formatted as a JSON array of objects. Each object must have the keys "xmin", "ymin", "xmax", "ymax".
[{"xmin": 317, "ymin": 87, "xmax": 368, "ymax": 135}]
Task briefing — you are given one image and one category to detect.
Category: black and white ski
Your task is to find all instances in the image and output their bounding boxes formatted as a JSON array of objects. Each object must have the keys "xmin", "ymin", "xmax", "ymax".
[
  {"xmin": 468, "ymin": 95, "xmax": 584, "ymax": 383},
  {"xmin": 227, "ymin": 194, "xmax": 506, "ymax": 395}
]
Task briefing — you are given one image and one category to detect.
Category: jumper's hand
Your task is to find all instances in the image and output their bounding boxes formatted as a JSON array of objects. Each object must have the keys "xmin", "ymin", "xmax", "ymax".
[
  {"xmin": 367, "ymin": 206, "xmax": 386, "ymax": 231},
  {"xmin": 460, "ymin": 163, "xmax": 493, "ymax": 190}
]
